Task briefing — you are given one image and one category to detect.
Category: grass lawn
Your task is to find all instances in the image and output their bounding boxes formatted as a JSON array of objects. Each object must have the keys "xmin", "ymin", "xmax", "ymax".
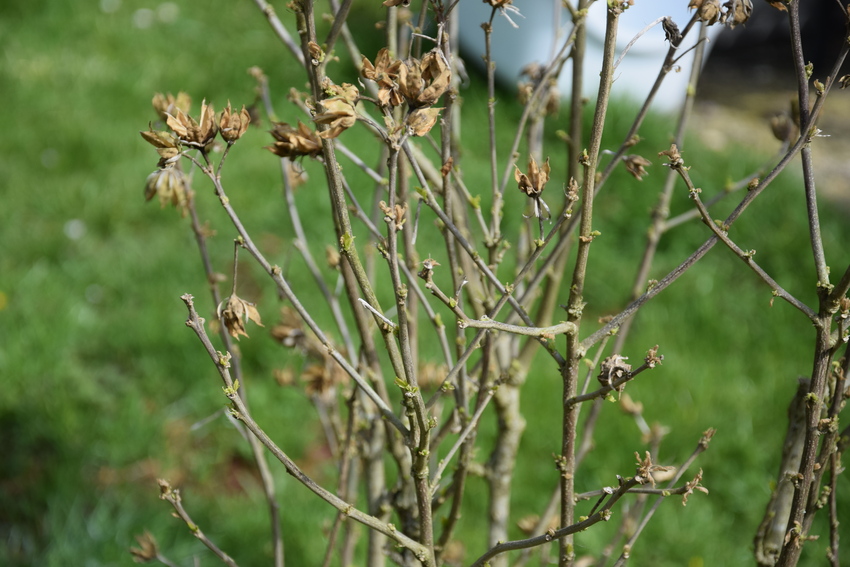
[{"xmin": 2, "ymin": 1, "xmax": 848, "ymax": 566}]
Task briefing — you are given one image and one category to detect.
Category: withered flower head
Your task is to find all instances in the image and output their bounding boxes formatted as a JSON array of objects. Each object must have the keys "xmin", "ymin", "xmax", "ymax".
[
  {"xmin": 322, "ymin": 80, "xmax": 360, "ymax": 104},
  {"xmin": 130, "ymin": 530, "xmax": 161, "ymax": 563},
  {"xmin": 681, "ymin": 468, "xmax": 709, "ymax": 506},
  {"xmin": 518, "ymin": 63, "xmax": 560, "ymax": 115},
  {"xmin": 302, "ymin": 360, "xmax": 348, "ymax": 400},
  {"xmin": 140, "ymin": 127, "xmax": 182, "ymax": 167},
  {"xmin": 361, "ymin": 48, "xmax": 404, "ymax": 107},
  {"xmin": 418, "ymin": 257, "xmax": 441, "ymax": 280},
  {"xmin": 398, "ymin": 50, "xmax": 451, "ymax": 109},
  {"xmin": 658, "ymin": 144, "xmax": 683, "ymax": 168},
  {"xmin": 598, "ymin": 354, "xmax": 631, "ymax": 393},
  {"xmin": 515, "ymin": 156, "xmax": 551, "ymax": 220},
  {"xmin": 634, "ymin": 451, "xmax": 674, "ymax": 487},
  {"xmin": 166, "ymin": 100, "xmax": 218, "ymax": 147},
  {"xmin": 314, "ymin": 96, "xmax": 357, "ymax": 139},
  {"xmin": 515, "ymin": 155, "xmax": 550, "ymax": 197},
  {"xmin": 383, "ymin": 0, "xmax": 410, "ymax": 6},
  {"xmin": 622, "ymin": 154, "xmax": 652, "ymax": 180},
  {"xmin": 268, "ymin": 121, "xmax": 323, "ymax": 158},
  {"xmin": 217, "ymin": 294, "xmax": 264, "ymax": 340},
  {"xmin": 662, "ymin": 17, "xmax": 682, "ymax": 47},
  {"xmin": 144, "ymin": 166, "xmax": 191, "ymax": 215},
  {"xmin": 688, "ymin": 0, "xmax": 722, "ymax": 25},
  {"xmin": 271, "ymin": 306, "xmax": 323, "ymax": 357},
  {"xmin": 721, "ymin": 0, "xmax": 752, "ymax": 28},
  {"xmin": 219, "ymin": 102, "xmax": 251, "ymax": 143},
  {"xmin": 405, "ymin": 107, "xmax": 442, "ymax": 136},
  {"xmin": 152, "ymin": 92, "xmax": 191, "ymax": 121}
]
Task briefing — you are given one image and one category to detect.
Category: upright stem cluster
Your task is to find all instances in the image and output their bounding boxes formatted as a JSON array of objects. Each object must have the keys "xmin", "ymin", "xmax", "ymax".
[{"xmin": 136, "ymin": 1, "xmax": 850, "ymax": 566}]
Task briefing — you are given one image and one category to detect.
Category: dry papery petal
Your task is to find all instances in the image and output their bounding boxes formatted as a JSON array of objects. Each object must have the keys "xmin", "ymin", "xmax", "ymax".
[
  {"xmin": 140, "ymin": 128, "xmax": 182, "ymax": 167},
  {"xmin": 140, "ymin": 128, "xmax": 179, "ymax": 149},
  {"xmin": 383, "ymin": 0, "xmax": 410, "ymax": 6}
]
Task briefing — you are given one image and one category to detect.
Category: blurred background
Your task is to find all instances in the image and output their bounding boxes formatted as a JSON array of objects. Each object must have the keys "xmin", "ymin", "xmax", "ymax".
[{"xmin": 2, "ymin": 1, "xmax": 849, "ymax": 566}]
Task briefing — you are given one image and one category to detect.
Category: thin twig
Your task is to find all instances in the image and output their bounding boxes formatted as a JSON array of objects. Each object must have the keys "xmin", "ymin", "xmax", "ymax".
[
  {"xmin": 158, "ymin": 479, "xmax": 241, "ymax": 567},
  {"xmin": 180, "ymin": 294, "xmax": 432, "ymax": 562}
]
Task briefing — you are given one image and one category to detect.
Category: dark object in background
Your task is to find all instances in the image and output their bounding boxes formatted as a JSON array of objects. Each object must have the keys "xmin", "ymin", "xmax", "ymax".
[{"xmin": 702, "ymin": 2, "xmax": 849, "ymax": 93}]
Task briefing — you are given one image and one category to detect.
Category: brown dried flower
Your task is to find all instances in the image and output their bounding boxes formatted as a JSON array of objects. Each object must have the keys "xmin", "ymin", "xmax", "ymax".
[
  {"xmin": 644, "ymin": 344, "xmax": 663, "ymax": 368},
  {"xmin": 268, "ymin": 121, "xmax": 323, "ymax": 158},
  {"xmin": 130, "ymin": 530, "xmax": 161, "ymax": 563},
  {"xmin": 166, "ymin": 100, "xmax": 218, "ymax": 147},
  {"xmin": 218, "ymin": 102, "xmax": 251, "ymax": 143},
  {"xmin": 622, "ymin": 155, "xmax": 652, "ymax": 180},
  {"xmin": 598, "ymin": 354, "xmax": 632, "ymax": 393},
  {"xmin": 405, "ymin": 107, "xmax": 442, "ymax": 137},
  {"xmin": 721, "ymin": 0, "xmax": 752, "ymax": 28},
  {"xmin": 515, "ymin": 155, "xmax": 551, "ymax": 220},
  {"xmin": 634, "ymin": 451, "xmax": 674, "ymax": 487},
  {"xmin": 140, "ymin": 127, "xmax": 181, "ymax": 167},
  {"xmin": 152, "ymin": 92, "xmax": 191, "ymax": 121},
  {"xmin": 518, "ymin": 63, "xmax": 560, "ymax": 116},
  {"xmin": 302, "ymin": 361, "xmax": 348, "ymax": 400},
  {"xmin": 217, "ymin": 294, "xmax": 264, "ymax": 340},
  {"xmin": 681, "ymin": 468, "xmax": 709, "ymax": 506},
  {"xmin": 398, "ymin": 50, "xmax": 451, "ymax": 108},
  {"xmin": 383, "ymin": 0, "xmax": 410, "ymax": 6},
  {"xmin": 662, "ymin": 17, "xmax": 682, "ymax": 47},
  {"xmin": 515, "ymin": 155, "xmax": 550, "ymax": 197},
  {"xmin": 361, "ymin": 48, "xmax": 404, "ymax": 107},
  {"xmin": 658, "ymin": 144, "xmax": 684, "ymax": 168},
  {"xmin": 271, "ymin": 307, "xmax": 323, "ymax": 357},
  {"xmin": 314, "ymin": 96, "xmax": 357, "ymax": 139},
  {"xmin": 688, "ymin": 0, "xmax": 722, "ymax": 25},
  {"xmin": 144, "ymin": 166, "xmax": 190, "ymax": 215}
]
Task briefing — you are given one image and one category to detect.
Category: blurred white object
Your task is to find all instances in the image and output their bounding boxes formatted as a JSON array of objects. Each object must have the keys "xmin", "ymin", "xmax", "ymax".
[{"xmin": 456, "ymin": 0, "xmax": 722, "ymax": 111}]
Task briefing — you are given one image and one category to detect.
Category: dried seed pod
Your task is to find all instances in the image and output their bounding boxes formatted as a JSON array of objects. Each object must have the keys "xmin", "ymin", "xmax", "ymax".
[
  {"xmin": 268, "ymin": 121, "xmax": 323, "ymax": 158},
  {"xmin": 218, "ymin": 102, "xmax": 251, "ymax": 143},
  {"xmin": 217, "ymin": 294, "xmax": 264, "ymax": 340}
]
